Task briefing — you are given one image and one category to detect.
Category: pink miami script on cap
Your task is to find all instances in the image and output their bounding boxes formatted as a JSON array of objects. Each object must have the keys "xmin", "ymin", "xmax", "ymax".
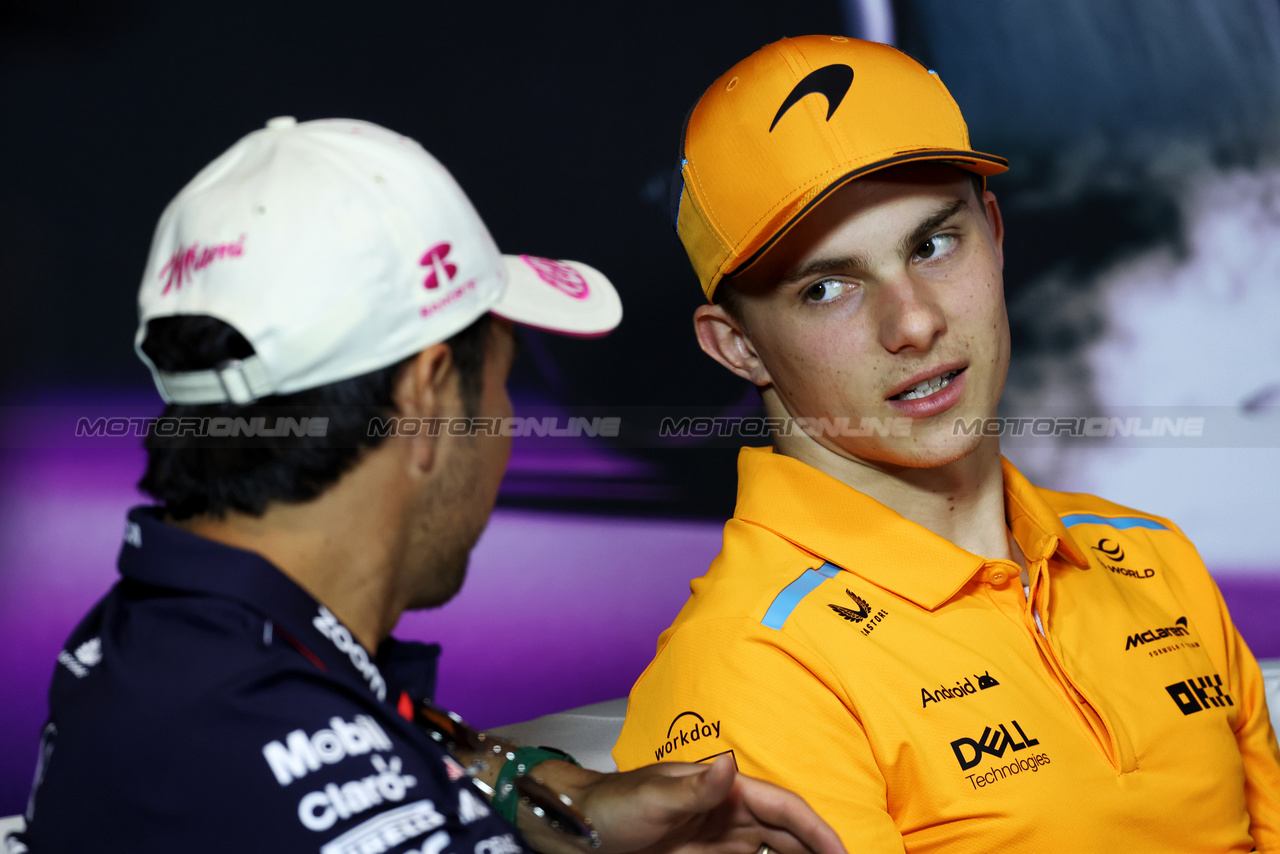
[{"xmin": 159, "ymin": 235, "xmax": 246, "ymax": 295}]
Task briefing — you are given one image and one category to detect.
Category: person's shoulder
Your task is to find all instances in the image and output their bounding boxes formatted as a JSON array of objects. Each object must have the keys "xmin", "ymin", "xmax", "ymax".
[
  {"xmin": 25, "ymin": 585, "xmax": 478, "ymax": 852},
  {"xmin": 680, "ymin": 517, "xmax": 826, "ymax": 624},
  {"xmin": 50, "ymin": 579, "xmax": 308, "ymax": 707},
  {"xmin": 1032, "ymin": 485, "xmax": 1218, "ymax": 590},
  {"xmin": 1032, "ymin": 484, "xmax": 1187, "ymax": 538}
]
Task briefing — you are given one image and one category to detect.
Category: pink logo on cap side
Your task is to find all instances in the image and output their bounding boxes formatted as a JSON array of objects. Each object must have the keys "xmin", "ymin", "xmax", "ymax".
[
  {"xmin": 420, "ymin": 279, "xmax": 477, "ymax": 318},
  {"xmin": 519, "ymin": 255, "xmax": 589, "ymax": 300},
  {"xmin": 158, "ymin": 234, "xmax": 246, "ymax": 295},
  {"xmin": 420, "ymin": 243, "xmax": 458, "ymax": 290}
]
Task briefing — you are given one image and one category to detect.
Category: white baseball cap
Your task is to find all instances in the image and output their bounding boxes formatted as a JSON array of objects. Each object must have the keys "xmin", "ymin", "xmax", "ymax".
[{"xmin": 136, "ymin": 117, "xmax": 623, "ymax": 404}]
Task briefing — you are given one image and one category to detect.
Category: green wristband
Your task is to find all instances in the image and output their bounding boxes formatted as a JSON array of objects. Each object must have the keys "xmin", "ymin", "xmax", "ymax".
[{"xmin": 492, "ymin": 746, "xmax": 579, "ymax": 825}]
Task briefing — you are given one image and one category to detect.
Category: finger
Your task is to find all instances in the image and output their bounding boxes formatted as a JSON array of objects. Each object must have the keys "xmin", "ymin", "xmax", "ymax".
[
  {"xmin": 752, "ymin": 823, "xmax": 844, "ymax": 854},
  {"xmin": 644, "ymin": 755, "xmax": 737, "ymax": 819},
  {"xmin": 733, "ymin": 776, "xmax": 846, "ymax": 854}
]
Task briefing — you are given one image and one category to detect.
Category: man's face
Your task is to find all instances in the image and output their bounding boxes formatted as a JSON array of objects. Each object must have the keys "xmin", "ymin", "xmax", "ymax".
[
  {"xmin": 704, "ymin": 164, "xmax": 1008, "ymax": 471},
  {"xmin": 407, "ymin": 318, "xmax": 515, "ymax": 609}
]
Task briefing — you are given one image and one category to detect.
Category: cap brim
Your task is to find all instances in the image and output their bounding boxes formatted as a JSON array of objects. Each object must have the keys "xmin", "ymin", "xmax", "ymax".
[
  {"xmin": 492, "ymin": 255, "xmax": 622, "ymax": 337},
  {"xmin": 720, "ymin": 148, "xmax": 1010, "ymax": 292}
]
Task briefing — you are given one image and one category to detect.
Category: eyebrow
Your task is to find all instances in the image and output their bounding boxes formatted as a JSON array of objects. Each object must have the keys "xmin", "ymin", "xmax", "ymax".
[{"xmin": 779, "ymin": 196, "xmax": 971, "ymax": 286}]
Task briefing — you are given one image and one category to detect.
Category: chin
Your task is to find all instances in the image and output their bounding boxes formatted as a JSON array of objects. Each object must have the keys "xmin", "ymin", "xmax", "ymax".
[
  {"xmin": 407, "ymin": 553, "xmax": 470, "ymax": 611},
  {"xmin": 851, "ymin": 432, "xmax": 988, "ymax": 472}
]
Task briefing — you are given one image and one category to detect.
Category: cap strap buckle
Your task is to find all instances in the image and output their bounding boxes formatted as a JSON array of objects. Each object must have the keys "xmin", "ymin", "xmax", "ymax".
[{"xmin": 215, "ymin": 359, "xmax": 259, "ymax": 405}]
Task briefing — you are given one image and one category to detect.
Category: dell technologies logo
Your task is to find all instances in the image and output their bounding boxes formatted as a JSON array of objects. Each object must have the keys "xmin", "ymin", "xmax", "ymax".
[
  {"xmin": 950, "ymin": 720, "xmax": 1040, "ymax": 771},
  {"xmin": 950, "ymin": 720, "xmax": 1052, "ymax": 790}
]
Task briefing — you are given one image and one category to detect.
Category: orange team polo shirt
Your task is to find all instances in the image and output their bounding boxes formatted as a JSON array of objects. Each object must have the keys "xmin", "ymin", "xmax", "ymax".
[{"xmin": 613, "ymin": 447, "xmax": 1280, "ymax": 853}]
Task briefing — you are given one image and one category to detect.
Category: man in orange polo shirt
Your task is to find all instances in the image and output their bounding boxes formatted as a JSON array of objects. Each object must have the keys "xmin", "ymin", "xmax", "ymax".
[{"xmin": 612, "ymin": 36, "xmax": 1280, "ymax": 852}]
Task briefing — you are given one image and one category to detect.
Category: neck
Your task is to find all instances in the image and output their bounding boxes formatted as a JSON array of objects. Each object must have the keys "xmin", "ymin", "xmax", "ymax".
[
  {"xmin": 777, "ymin": 431, "xmax": 1015, "ymax": 562},
  {"xmin": 171, "ymin": 450, "xmax": 410, "ymax": 652}
]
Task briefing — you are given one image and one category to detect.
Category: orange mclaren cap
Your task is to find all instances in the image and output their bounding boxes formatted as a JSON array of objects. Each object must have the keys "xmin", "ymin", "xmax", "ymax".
[{"xmin": 674, "ymin": 35, "xmax": 1008, "ymax": 300}]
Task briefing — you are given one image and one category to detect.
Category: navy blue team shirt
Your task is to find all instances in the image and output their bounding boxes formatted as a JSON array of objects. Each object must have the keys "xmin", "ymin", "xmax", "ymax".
[{"xmin": 17, "ymin": 506, "xmax": 533, "ymax": 854}]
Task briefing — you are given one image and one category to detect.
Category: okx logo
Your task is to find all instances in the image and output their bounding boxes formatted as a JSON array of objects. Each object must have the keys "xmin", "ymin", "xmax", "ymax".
[
  {"xmin": 950, "ymin": 720, "xmax": 1040, "ymax": 770},
  {"xmin": 420, "ymin": 242, "xmax": 458, "ymax": 290},
  {"xmin": 1166, "ymin": 673, "xmax": 1234, "ymax": 716}
]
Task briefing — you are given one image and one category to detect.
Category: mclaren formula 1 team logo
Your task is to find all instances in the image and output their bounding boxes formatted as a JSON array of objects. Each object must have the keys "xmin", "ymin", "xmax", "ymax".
[{"xmin": 1124, "ymin": 616, "xmax": 1200, "ymax": 658}]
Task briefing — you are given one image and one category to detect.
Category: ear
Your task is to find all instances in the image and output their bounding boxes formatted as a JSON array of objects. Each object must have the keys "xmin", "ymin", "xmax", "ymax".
[
  {"xmin": 392, "ymin": 342, "xmax": 456, "ymax": 471},
  {"xmin": 982, "ymin": 189, "xmax": 1005, "ymax": 270},
  {"xmin": 693, "ymin": 304, "xmax": 773, "ymax": 387}
]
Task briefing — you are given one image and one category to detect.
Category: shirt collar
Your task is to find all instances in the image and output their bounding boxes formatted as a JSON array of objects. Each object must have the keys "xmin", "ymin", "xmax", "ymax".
[
  {"xmin": 732, "ymin": 447, "xmax": 1089, "ymax": 611},
  {"xmin": 119, "ymin": 506, "xmax": 438, "ymax": 702}
]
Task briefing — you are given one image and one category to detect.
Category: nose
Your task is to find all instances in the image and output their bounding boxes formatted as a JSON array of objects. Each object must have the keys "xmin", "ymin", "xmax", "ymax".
[{"xmin": 877, "ymin": 274, "xmax": 946, "ymax": 354}]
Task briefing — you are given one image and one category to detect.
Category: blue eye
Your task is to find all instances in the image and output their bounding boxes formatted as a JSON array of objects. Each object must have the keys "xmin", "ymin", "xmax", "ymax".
[{"xmin": 804, "ymin": 279, "xmax": 848, "ymax": 303}]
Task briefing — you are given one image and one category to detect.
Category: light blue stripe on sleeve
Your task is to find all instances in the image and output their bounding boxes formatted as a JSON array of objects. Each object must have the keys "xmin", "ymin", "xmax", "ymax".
[
  {"xmin": 1060, "ymin": 513, "xmax": 1168, "ymax": 531},
  {"xmin": 761, "ymin": 563, "xmax": 841, "ymax": 630}
]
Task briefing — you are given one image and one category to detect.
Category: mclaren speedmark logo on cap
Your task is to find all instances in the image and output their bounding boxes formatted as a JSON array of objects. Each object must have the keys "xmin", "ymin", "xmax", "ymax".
[{"xmin": 769, "ymin": 64, "xmax": 854, "ymax": 132}]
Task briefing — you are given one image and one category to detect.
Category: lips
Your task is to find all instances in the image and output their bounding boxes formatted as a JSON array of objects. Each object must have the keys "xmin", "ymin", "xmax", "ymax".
[{"xmin": 890, "ymin": 368, "xmax": 962, "ymax": 401}]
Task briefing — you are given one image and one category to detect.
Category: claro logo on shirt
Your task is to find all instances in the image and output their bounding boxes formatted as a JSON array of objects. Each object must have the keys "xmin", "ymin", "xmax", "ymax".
[
  {"xmin": 297, "ymin": 755, "xmax": 419, "ymax": 832},
  {"xmin": 654, "ymin": 711, "xmax": 721, "ymax": 761}
]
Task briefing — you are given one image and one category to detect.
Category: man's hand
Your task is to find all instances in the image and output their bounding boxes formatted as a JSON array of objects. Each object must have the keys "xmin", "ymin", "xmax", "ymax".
[{"xmin": 517, "ymin": 755, "xmax": 846, "ymax": 854}]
